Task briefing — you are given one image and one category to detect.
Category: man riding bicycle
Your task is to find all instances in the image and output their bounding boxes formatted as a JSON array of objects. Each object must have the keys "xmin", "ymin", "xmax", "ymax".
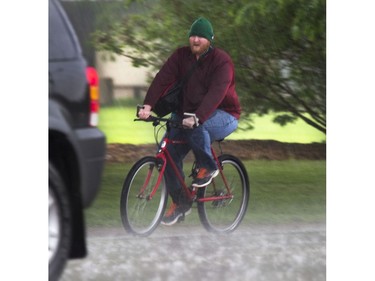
[{"xmin": 138, "ymin": 17, "xmax": 241, "ymax": 225}]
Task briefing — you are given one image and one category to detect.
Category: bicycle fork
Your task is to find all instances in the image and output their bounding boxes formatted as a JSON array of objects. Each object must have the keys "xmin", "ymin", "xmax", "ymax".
[{"xmin": 137, "ymin": 158, "xmax": 165, "ymax": 201}]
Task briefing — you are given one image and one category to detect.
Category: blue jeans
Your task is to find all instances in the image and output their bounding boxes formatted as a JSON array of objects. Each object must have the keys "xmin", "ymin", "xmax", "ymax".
[{"xmin": 164, "ymin": 109, "xmax": 238, "ymax": 204}]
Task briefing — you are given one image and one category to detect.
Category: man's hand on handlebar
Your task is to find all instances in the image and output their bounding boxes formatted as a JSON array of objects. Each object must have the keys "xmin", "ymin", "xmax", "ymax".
[
  {"xmin": 137, "ymin": 104, "xmax": 152, "ymax": 120},
  {"xmin": 183, "ymin": 113, "xmax": 199, "ymax": 129},
  {"xmin": 182, "ymin": 116, "xmax": 196, "ymax": 129}
]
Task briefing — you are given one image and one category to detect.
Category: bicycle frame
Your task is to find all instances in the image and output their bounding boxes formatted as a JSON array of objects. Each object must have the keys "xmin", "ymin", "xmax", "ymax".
[{"xmin": 147, "ymin": 133, "xmax": 234, "ymax": 204}]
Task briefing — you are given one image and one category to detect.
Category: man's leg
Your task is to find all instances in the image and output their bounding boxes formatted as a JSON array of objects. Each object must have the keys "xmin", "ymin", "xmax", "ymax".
[
  {"xmin": 163, "ymin": 127, "xmax": 191, "ymax": 204},
  {"xmin": 185, "ymin": 125, "xmax": 217, "ymax": 171},
  {"xmin": 187, "ymin": 110, "xmax": 238, "ymax": 187},
  {"xmin": 161, "ymin": 127, "xmax": 193, "ymax": 226}
]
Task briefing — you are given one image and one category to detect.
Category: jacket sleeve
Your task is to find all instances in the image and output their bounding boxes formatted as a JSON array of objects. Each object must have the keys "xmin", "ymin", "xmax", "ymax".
[{"xmin": 195, "ymin": 58, "xmax": 235, "ymax": 123}]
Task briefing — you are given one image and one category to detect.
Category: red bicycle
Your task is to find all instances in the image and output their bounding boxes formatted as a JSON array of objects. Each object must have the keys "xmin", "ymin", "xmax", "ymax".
[{"xmin": 120, "ymin": 109, "xmax": 250, "ymax": 236}]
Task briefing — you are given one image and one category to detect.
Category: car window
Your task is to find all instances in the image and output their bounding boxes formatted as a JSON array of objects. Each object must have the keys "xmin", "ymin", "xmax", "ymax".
[{"xmin": 49, "ymin": 0, "xmax": 78, "ymax": 60}]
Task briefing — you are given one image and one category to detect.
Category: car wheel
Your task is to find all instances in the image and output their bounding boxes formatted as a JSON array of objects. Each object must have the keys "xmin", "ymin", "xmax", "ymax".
[{"xmin": 49, "ymin": 162, "xmax": 71, "ymax": 281}]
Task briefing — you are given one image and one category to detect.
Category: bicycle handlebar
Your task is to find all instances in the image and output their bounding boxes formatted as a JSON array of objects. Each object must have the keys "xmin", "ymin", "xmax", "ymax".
[
  {"xmin": 134, "ymin": 115, "xmax": 186, "ymax": 131},
  {"xmin": 135, "ymin": 105, "xmax": 199, "ymax": 128}
]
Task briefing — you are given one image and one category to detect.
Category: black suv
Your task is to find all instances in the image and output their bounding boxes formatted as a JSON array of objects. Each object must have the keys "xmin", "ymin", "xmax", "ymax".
[{"xmin": 49, "ymin": 0, "xmax": 106, "ymax": 280}]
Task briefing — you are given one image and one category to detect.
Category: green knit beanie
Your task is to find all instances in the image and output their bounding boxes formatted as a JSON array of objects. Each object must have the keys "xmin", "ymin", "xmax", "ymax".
[{"xmin": 188, "ymin": 17, "xmax": 214, "ymax": 42}]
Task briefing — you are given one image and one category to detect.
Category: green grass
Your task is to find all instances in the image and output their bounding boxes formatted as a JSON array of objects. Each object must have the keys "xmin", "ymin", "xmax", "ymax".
[
  {"xmin": 85, "ymin": 160, "xmax": 326, "ymax": 228},
  {"xmin": 98, "ymin": 99, "xmax": 326, "ymax": 144}
]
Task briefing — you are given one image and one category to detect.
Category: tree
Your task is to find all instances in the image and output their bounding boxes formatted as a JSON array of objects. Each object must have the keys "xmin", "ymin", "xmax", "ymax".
[{"xmin": 93, "ymin": 0, "xmax": 326, "ymax": 133}]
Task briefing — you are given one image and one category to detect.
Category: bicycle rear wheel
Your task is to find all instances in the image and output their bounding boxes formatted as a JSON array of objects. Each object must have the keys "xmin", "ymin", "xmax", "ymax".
[
  {"xmin": 120, "ymin": 156, "xmax": 168, "ymax": 236},
  {"xmin": 197, "ymin": 154, "xmax": 249, "ymax": 233}
]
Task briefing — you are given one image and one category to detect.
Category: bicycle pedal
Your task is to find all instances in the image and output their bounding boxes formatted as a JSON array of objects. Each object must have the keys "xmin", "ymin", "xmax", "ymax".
[{"xmin": 177, "ymin": 214, "xmax": 185, "ymax": 223}]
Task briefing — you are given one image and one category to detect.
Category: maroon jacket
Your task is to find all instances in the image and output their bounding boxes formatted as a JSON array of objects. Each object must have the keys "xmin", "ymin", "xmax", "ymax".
[{"xmin": 144, "ymin": 46, "xmax": 241, "ymax": 123}]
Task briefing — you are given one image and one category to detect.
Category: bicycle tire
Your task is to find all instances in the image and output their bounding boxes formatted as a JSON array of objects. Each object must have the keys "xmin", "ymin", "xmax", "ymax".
[
  {"xmin": 120, "ymin": 156, "xmax": 168, "ymax": 236},
  {"xmin": 197, "ymin": 154, "xmax": 250, "ymax": 233}
]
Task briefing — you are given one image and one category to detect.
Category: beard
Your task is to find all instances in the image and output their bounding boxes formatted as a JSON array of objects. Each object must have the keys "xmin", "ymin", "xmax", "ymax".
[{"xmin": 190, "ymin": 40, "xmax": 211, "ymax": 57}]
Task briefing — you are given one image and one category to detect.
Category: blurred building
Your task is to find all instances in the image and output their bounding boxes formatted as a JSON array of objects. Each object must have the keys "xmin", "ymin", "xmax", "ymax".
[
  {"xmin": 61, "ymin": 1, "xmax": 150, "ymax": 105},
  {"xmin": 95, "ymin": 53, "xmax": 149, "ymax": 104}
]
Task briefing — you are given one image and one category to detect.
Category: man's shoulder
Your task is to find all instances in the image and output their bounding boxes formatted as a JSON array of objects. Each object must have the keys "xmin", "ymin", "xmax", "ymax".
[
  {"xmin": 212, "ymin": 47, "xmax": 231, "ymax": 59},
  {"xmin": 211, "ymin": 47, "xmax": 233, "ymax": 65},
  {"xmin": 167, "ymin": 46, "xmax": 192, "ymax": 66},
  {"xmin": 170, "ymin": 46, "xmax": 193, "ymax": 63},
  {"xmin": 175, "ymin": 46, "xmax": 192, "ymax": 55}
]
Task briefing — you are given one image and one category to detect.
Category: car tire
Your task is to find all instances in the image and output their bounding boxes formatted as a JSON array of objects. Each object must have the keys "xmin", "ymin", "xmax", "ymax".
[{"xmin": 49, "ymin": 162, "xmax": 71, "ymax": 281}]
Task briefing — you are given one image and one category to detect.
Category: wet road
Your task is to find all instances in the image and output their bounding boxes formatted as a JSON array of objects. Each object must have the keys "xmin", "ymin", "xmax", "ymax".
[{"xmin": 61, "ymin": 222, "xmax": 325, "ymax": 281}]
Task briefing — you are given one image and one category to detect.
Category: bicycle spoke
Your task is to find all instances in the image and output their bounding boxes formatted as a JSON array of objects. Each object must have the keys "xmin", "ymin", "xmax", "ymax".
[
  {"xmin": 120, "ymin": 157, "xmax": 168, "ymax": 236},
  {"xmin": 197, "ymin": 155, "xmax": 249, "ymax": 233}
]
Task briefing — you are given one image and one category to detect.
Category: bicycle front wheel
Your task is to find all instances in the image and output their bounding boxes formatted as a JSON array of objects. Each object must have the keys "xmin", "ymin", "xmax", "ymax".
[
  {"xmin": 197, "ymin": 154, "xmax": 250, "ymax": 233},
  {"xmin": 120, "ymin": 156, "xmax": 168, "ymax": 236}
]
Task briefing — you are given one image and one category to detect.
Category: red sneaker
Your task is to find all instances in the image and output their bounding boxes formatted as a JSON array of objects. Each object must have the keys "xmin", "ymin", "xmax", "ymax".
[
  {"xmin": 161, "ymin": 202, "xmax": 192, "ymax": 226},
  {"xmin": 192, "ymin": 168, "xmax": 219, "ymax": 188}
]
